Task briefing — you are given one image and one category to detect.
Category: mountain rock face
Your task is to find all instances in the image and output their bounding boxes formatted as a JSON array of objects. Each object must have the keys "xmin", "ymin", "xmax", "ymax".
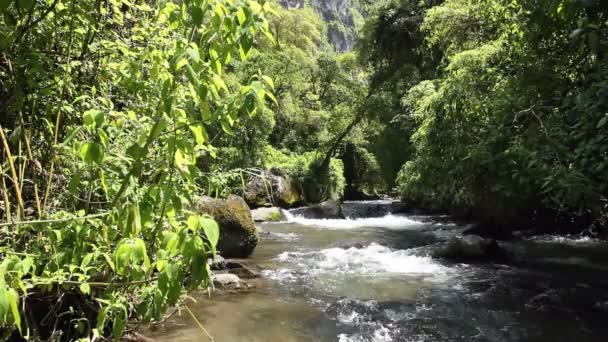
[{"xmin": 277, "ymin": 0, "xmax": 365, "ymax": 52}]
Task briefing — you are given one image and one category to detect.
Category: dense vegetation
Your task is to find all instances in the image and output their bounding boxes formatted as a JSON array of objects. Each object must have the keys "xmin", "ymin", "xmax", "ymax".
[
  {"xmin": 1, "ymin": 0, "xmax": 607, "ymax": 339},
  {"xmin": 0, "ymin": 0, "xmax": 275, "ymax": 339},
  {"xmin": 359, "ymin": 0, "xmax": 608, "ymax": 231}
]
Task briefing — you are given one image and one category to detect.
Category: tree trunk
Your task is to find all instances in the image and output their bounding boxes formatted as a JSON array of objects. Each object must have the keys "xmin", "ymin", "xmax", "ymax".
[{"xmin": 320, "ymin": 108, "xmax": 365, "ymax": 172}]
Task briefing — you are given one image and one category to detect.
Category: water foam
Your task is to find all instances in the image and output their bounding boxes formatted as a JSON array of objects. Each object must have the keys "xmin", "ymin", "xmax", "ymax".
[
  {"xmin": 283, "ymin": 211, "xmax": 424, "ymax": 230},
  {"xmin": 529, "ymin": 235, "xmax": 603, "ymax": 245},
  {"xmin": 275, "ymin": 243, "xmax": 449, "ymax": 276}
]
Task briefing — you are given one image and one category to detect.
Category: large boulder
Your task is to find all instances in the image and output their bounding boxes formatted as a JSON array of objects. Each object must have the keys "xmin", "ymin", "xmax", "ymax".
[
  {"xmin": 251, "ymin": 207, "xmax": 286, "ymax": 222},
  {"xmin": 196, "ymin": 195, "xmax": 258, "ymax": 258},
  {"xmin": 433, "ymin": 235, "xmax": 510, "ymax": 262},
  {"xmin": 244, "ymin": 170, "xmax": 304, "ymax": 209},
  {"xmin": 290, "ymin": 200, "xmax": 344, "ymax": 219}
]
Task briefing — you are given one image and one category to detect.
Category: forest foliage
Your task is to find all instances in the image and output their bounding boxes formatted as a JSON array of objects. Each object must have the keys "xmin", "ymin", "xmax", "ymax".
[
  {"xmin": 1, "ymin": 0, "xmax": 607, "ymax": 339},
  {"xmin": 359, "ymin": 0, "xmax": 608, "ymax": 227},
  {"xmin": 0, "ymin": 0, "xmax": 275, "ymax": 339}
]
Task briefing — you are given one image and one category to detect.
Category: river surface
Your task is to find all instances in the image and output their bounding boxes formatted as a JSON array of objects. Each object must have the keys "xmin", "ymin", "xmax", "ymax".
[{"xmin": 150, "ymin": 202, "xmax": 608, "ymax": 341}]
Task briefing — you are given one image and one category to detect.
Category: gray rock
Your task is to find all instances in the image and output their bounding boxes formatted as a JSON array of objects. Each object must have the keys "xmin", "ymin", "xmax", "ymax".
[
  {"xmin": 224, "ymin": 262, "xmax": 259, "ymax": 279},
  {"xmin": 290, "ymin": 200, "xmax": 344, "ymax": 219},
  {"xmin": 209, "ymin": 255, "xmax": 226, "ymax": 270},
  {"xmin": 212, "ymin": 274, "xmax": 242, "ymax": 288},
  {"xmin": 251, "ymin": 207, "xmax": 286, "ymax": 222}
]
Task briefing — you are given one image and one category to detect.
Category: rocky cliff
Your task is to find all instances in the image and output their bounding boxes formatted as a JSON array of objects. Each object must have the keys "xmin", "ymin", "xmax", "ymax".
[{"xmin": 277, "ymin": 0, "xmax": 365, "ymax": 52}]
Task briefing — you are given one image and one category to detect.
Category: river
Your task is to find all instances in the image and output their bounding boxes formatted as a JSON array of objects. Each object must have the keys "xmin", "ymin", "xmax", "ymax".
[{"xmin": 149, "ymin": 201, "xmax": 608, "ymax": 341}]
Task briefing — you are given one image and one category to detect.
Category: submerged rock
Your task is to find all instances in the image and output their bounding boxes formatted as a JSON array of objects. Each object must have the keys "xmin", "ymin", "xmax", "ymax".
[
  {"xmin": 334, "ymin": 242, "xmax": 366, "ymax": 249},
  {"xmin": 434, "ymin": 235, "xmax": 510, "ymax": 262},
  {"xmin": 196, "ymin": 195, "xmax": 258, "ymax": 258},
  {"xmin": 341, "ymin": 200, "xmax": 408, "ymax": 218},
  {"xmin": 290, "ymin": 200, "xmax": 344, "ymax": 219},
  {"xmin": 251, "ymin": 207, "xmax": 286, "ymax": 222},
  {"xmin": 224, "ymin": 262, "xmax": 259, "ymax": 279},
  {"xmin": 526, "ymin": 290, "xmax": 563, "ymax": 312}
]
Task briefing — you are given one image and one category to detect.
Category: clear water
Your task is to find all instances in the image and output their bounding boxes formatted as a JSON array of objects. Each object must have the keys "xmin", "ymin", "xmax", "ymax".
[{"xmin": 149, "ymin": 207, "xmax": 608, "ymax": 342}]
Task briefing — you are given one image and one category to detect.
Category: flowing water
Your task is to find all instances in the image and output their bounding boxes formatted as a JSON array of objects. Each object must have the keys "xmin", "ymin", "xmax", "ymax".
[{"xmin": 150, "ymin": 202, "xmax": 608, "ymax": 342}]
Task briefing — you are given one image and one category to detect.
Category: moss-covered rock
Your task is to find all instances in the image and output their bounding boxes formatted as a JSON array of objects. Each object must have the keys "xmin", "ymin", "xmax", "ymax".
[
  {"xmin": 196, "ymin": 195, "xmax": 258, "ymax": 258},
  {"xmin": 244, "ymin": 170, "xmax": 304, "ymax": 208},
  {"xmin": 251, "ymin": 207, "xmax": 287, "ymax": 222}
]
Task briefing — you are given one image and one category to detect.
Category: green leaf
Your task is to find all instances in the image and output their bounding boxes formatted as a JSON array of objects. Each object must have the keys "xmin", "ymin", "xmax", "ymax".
[
  {"xmin": 220, "ymin": 118, "xmax": 234, "ymax": 135},
  {"xmin": 266, "ymin": 91, "xmax": 278, "ymax": 106},
  {"xmin": 262, "ymin": 75, "xmax": 275, "ymax": 90},
  {"xmin": 7, "ymin": 289, "xmax": 20, "ymax": 332},
  {"xmin": 0, "ymin": 278, "xmax": 8, "ymax": 323},
  {"xmin": 187, "ymin": 45, "xmax": 201, "ymax": 64},
  {"xmin": 200, "ymin": 98, "xmax": 212, "ymax": 122},
  {"xmin": 20, "ymin": 257, "xmax": 33, "ymax": 275},
  {"xmin": 200, "ymin": 217, "xmax": 219, "ymax": 249},
  {"xmin": 79, "ymin": 283, "xmax": 91, "ymax": 295},
  {"xmin": 124, "ymin": 202, "xmax": 142, "ymax": 237},
  {"xmin": 97, "ymin": 128, "xmax": 109, "ymax": 147},
  {"xmin": 187, "ymin": 215, "xmax": 200, "ymax": 231},
  {"xmin": 69, "ymin": 172, "xmax": 81, "ymax": 193},
  {"xmin": 212, "ymin": 74, "xmax": 227, "ymax": 92},
  {"xmin": 597, "ymin": 116, "xmax": 608, "ymax": 129},
  {"xmin": 189, "ymin": 124, "xmax": 208, "ymax": 145},
  {"xmin": 80, "ymin": 142, "xmax": 104, "ymax": 165},
  {"xmin": 114, "ymin": 240, "xmax": 133, "ymax": 275},
  {"xmin": 102, "ymin": 253, "xmax": 116, "ymax": 272},
  {"xmin": 83, "ymin": 110, "xmax": 105, "ymax": 128},
  {"xmin": 63, "ymin": 127, "xmax": 82, "ymax": 145},
  {"xmin": 96, "ymin": 306, "xmax": 109, "ymax": 331},
  {"xmin": 81, "ymin": 253, "xmax": 94, "ymax": 270},
  {"xmin": 112, "ymin": 307, "xmax": 127, "ymax": 339},
  {"xmin": 126, "ymin": 143, "xmax": 143, "ymax": 159},
  {"xmin": 189, "ymin": 249, "xmax": 210, "ymax": 288},
  {"xmin": 236, "ymin": 7, "xmax": 246, "ymax": 25},
  {"xmin": 175, "ymin": 57, "xmax": 188, "ymax": 72},
  {"xmin": 161, "ymin": 232, "xmax": 180, "ymax": 255},
  {"xmin": 191, "ymin": 6, "xmax": 204, "ymax": 26}
]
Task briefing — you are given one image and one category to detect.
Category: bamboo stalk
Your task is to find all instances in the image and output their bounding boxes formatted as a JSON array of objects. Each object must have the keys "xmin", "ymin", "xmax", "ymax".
[
  {"xmin": 0, "ymin": 125, "xmax": 24, "ymax": 220},
  {"xmin": 42, "ymin": 0, "xmax": 76, "ymax": 213},
  {"xmin": 18, "ymin": 110, "xmax": 42, "ymax": 217},
  {"xmin": 1, "ymin": 176, "xmax": 12, "ymax": 223}
]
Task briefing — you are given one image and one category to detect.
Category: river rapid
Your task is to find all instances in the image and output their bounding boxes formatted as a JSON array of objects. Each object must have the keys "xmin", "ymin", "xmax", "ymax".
[{"xmin": 150, "ymin": 201, "xmax": 608, "ymax": 342}]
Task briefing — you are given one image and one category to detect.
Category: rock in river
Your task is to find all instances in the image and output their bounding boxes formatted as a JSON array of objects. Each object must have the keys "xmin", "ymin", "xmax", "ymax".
[
  {"xmin": 290, "ymin": 200, "xmax": 344, "ymax": 219},
  {"xmin": 212, "ymin": 274, "xmax": 243, "ymax": 289},
  {"xmin": 433, "ymin": 235, "xmax": 510, "ymax": 262},
  {"xmin": 244, "ymin": 169, "xmax": 304, "ymax": 208},
  {"xmin": 196, "ymin": 195, "xmax": 258, "ymax": 258},
  {"xmin": 251, "ymin": 207, "xmax": 286, "ymax": 222}
]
